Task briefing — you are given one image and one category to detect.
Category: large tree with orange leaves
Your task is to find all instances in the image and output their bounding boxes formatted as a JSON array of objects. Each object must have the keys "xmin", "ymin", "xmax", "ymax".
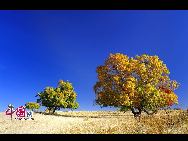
[{"xmin": 94, "ymin": 53, "xmax": 179, "ymax": 117}]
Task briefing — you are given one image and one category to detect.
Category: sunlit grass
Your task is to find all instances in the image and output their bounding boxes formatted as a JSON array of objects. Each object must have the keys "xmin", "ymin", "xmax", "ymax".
[{"xmin": 0, "ymin": 110, "xmax": 188, "ymax": 134}]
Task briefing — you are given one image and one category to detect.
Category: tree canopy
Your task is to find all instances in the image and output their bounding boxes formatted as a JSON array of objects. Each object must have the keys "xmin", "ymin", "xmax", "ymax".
[
  {"xmin": 25, "ymin": 102, "xmax": 40, "ymax": 112},
  {"xmin": 94, "ymin": 53, "xmax": 179, "ymax": 117},
  {"xmin": 36, "ymin": 80, "xmax": 79, "ymax": 114}
]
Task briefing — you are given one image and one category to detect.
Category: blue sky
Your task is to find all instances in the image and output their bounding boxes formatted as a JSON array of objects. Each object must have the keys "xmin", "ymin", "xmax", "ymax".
[{"xmin": 0, "ymin": 10, "xmax": 187, "ymax": 112}]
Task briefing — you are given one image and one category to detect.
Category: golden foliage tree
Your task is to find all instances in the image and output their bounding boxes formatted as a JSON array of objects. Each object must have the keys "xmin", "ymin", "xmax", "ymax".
[
  {"xmin": 94, "ymin": 53, "xmax": 179, "ymax": 117},
  {"xmin": 36, "ymin": 80, "xmax": 79, "ymax": 114},
  {"xmin": 25, "ymin": 102, "xmax": 40, "ymax": 112}
]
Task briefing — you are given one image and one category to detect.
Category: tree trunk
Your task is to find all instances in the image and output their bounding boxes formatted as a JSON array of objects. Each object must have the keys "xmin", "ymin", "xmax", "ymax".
[
  {"xmin": 52, "ymin": 107, "xmax": 56, "ymax": 114},
  {"xmin": 50, "ymin": 107, "xmax": 57, "ymax": 114},
  {"xmin": 131, "ymin": 107, "xmax": 142, "ymax": 121}
]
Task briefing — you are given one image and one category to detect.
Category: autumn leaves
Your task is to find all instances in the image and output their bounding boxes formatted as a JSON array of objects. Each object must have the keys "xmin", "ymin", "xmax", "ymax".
[
  {"xmin": 94, "ymin": 53, "xmax": 179, "ymax": 117},
  {"xmin": 33, "ymin": 53, "xmax": 179, "ymax": 116}
]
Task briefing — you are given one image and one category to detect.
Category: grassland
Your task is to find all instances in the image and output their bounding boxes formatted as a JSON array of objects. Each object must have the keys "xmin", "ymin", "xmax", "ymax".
[{"xmin": 0, "ymin": 110, "xmax": 188, "ymax": 134}]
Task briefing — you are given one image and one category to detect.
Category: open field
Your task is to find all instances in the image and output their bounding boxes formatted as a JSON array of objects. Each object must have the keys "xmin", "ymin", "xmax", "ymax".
[{"xmin": 0, "ymin": 110, "xmax": 188, "ymax": 134}]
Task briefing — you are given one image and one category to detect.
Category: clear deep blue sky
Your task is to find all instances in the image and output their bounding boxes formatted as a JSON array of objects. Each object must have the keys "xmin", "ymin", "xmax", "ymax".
[{"xmin": 0, "ymin": 10, "xmax": 187, "ymax": 112}]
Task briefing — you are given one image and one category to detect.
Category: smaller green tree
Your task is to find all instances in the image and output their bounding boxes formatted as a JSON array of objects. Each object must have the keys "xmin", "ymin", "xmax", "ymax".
[
  {"xmin": 25, "ymin": 102, "xmax": 40, "ymax": 112},
  {"xmin": 36, "ymin": 80, "xmax": 79, "ymax": 114}
]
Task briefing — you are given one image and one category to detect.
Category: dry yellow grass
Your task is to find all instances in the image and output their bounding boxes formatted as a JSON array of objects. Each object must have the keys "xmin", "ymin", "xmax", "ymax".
[{"xmin": 0, "ymin": 110, "xmax": 188, "ymax": 134}]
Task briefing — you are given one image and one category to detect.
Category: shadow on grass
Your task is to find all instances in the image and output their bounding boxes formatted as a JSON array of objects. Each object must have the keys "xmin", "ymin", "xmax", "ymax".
[{"xmin": 34, "ymin": 111, "xmax": 134, "ymax": 118}]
